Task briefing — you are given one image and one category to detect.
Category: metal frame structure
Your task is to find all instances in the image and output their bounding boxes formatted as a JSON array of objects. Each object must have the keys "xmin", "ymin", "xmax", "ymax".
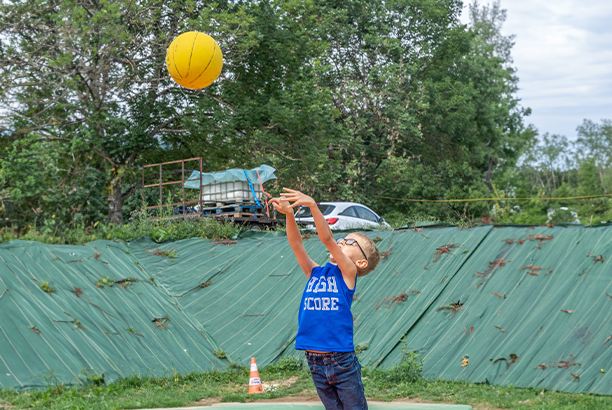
[
  {"xmin": 142, "ymin": 157, "xmax": 203, "ymax": 213},
  {"xmin": 141, "ymin": 157, "xmax": 281, "ymax": 228}
]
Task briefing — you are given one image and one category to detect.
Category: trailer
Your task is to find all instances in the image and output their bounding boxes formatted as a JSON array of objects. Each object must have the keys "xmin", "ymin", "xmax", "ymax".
[{"xmin": 141, "ymin": 157, "xmax": 282, "ymax": 230}]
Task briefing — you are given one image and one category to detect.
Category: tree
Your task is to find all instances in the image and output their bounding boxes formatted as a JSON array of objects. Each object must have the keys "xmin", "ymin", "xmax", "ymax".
[
  {"xmin": 467, "ymin": 0, "xmax": 535, "ymax": 192},
  {"xmin": 298, "ymin": 0, "xmax": 534, "ymax": 219},
  {"xmin": 492, "ymin": 119, "xmax": 612, "ymax": 225},
  {"xmin": 0, "ymin": 134, "xmax": 109, "ymax": 226},
  {"xmin": 519, "ymin": 133, "xmax": 570, "ymax": 193},
  {"xmin": 0, "ymin": 0, "xmax": 255, "ymax": 223},
  {"xmin": 197, "ymin": 0, "xmax": 345, "ymax": 198},
  {"xmin": 575, "ymin": 119, "xmax": 612, "ymax": 193},
  {"xmin": 468, "ymin": 0, "xmax": 515, "ymax": 65},
  {"xmin": 306, "ymin": 0, "xmax": 488, "ymax": 213}
]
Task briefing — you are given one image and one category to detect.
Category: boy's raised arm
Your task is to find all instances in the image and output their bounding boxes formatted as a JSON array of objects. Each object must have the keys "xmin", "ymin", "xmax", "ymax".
[
  {"xmin": 280, "ymin": 189, "xmax": 357, "ymax": 279},
  {"xmin": 270, "ymin": 198, "xmax": 317, "ymax": 277}
]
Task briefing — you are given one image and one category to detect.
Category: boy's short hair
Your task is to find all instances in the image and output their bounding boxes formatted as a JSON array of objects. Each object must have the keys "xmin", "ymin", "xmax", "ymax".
[{"xmin": 352, "ymin": 233, "xmax": 380, "ymax": 277}]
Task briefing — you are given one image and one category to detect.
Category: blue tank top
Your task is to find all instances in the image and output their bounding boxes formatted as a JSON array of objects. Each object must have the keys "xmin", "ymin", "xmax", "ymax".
[{"xmin": 295, "ymin": 263, "xmax": 356, "ymax": 352}]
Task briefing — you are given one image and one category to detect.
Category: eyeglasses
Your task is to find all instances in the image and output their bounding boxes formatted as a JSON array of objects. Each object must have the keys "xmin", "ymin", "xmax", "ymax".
[{"xmin": 336, "ymin": 237, "xmax": 368, "ymax": 261}]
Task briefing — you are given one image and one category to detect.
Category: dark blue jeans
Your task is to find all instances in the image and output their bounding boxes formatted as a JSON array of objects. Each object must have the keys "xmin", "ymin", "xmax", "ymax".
[{"xmin": 306, "ymin": 351, "xmax": 368, "ymax": 410}]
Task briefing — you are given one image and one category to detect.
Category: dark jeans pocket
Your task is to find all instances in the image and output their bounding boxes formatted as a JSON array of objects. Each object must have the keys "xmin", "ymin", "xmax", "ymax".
[{"xmin": 335, "ymin": 352, "xmax": 355, "ymax": 370}]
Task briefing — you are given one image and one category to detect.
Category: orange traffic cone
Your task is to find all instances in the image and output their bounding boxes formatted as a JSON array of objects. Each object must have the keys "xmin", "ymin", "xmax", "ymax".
[{"xmin": 248, "ymin": 357, "xmax": 264, "ymax": 394}]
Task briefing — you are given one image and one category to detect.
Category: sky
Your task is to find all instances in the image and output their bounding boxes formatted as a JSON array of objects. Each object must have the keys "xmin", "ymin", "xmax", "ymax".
[{"xmin": 460, "ymin": 0, "xmax": 612, "ymax": 140}]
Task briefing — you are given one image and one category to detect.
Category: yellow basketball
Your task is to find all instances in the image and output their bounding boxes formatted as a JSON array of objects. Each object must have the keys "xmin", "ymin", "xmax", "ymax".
[{"xmin": 166, "ymin": 31, "xmax": 223, "ymax": 89}]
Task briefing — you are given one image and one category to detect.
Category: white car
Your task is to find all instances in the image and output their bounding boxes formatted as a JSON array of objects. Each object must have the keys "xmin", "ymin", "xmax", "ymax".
[{"xmin": 294, "ymin": 202, "xmax": 391, "ymax": 231}]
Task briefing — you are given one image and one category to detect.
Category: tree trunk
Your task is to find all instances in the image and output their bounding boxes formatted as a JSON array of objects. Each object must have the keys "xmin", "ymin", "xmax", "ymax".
[
  {"xmin": 542, "ymin": 164, "xmax": 551, "ymax": 194},
  {"xmin": 108, "ymin": 170, "xmax": 123, "ymax": 224},
  {"xmin": 485, "ymin": 157, "xmax": 493, "ymax": 190},
  {"xmin": 599, "ymin": 168, "xmax": 606, "ymax": 194},
  {"xmin": 536, "ymin": 172, "xmax": 546, "ymax": 190},
  {"xmin": 551, "ymin": 166, "xmax": 556, "ymax": 191}
]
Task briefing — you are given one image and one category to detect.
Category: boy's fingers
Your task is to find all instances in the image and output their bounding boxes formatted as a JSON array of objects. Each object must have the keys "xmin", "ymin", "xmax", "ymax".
[{"xmin": 271, "ymin": 198, "xmax": 290, "ymax": 209}]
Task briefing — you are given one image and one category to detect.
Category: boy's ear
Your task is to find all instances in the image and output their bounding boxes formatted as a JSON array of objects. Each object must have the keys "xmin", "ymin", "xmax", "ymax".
[{"xmin": 356, "ymin": 259, "xmax": 368, "ymax": 270}]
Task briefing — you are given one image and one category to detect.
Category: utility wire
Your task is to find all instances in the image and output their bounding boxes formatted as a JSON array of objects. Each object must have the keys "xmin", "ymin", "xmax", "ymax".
[{"xmin": 374, "ymin": 193, "xmax": 612, "ymax": 203}]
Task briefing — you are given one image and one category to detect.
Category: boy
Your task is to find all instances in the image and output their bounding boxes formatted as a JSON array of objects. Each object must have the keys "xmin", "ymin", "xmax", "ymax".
[{"xmin": 271, "ymin": 188, "xmax": 380, "ymax": 410}]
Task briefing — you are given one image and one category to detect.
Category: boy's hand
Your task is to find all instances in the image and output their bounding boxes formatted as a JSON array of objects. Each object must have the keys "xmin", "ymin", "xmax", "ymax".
[
  {"xmin": 270, "ymin": 197, "xmax": 293, "ymax": 215},
  {"xmin": 280, "ymin": 188, "xmax": 316, "ymax": 208}
]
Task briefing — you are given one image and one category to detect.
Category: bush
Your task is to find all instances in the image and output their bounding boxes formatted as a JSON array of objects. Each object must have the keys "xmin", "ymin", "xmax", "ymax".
[
  {"xmin": 364, "ymin": 341, "xmax": 423, "ymax": 384},
  {"xmin": 384, "ymin": 348, "xmax": 423, "ymax": 383},
  {"xmin": 263, "ymin": 356, "xmax": 303, "ymax": 373},
  {"xmin": 548, "ymin": 207, "xmax": 577, "ymax": 224}
]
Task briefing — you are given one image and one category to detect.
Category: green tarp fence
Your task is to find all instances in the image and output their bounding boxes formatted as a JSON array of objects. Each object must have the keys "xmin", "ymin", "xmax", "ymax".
[
  {"xmin": 388, "ymin": 225, "xmax": 612, "ymax": 394},
  {"xmin": 2, "ymin": 225, "xmax": 612, "ymax": 395},
  {"xmin": 0, "ymin": 240, "xmax": 226, "ymax": 390},
  {"xmin": 127, "ymin": 227, "xmax": 491, "ymax": 368}
]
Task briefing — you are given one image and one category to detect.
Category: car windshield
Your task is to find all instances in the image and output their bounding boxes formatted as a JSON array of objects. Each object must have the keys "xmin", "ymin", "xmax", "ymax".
[{"xmin": 296, "ymin": 204, "xmax": 335, "ymax": 217}]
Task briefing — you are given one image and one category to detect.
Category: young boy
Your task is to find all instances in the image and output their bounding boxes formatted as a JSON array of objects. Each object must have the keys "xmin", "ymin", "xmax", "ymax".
[{"xmin": 271, "ymin": 188, "xmax": 380, "ymax": 410}]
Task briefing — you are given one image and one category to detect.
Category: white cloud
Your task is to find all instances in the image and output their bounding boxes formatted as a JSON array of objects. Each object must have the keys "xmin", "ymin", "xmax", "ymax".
[{"xmin": 461, "ymin": 0, "xmax": 612, "ymax": 139}]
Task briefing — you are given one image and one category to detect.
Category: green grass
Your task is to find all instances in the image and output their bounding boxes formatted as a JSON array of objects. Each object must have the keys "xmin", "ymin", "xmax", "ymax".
[
  {"xmin": 1, "ymin": 363, "xmax": 612, "ymax": 409},
  {"xmin": 0, "ymin": 362, "xmax": 311, "ymax": 410},
  {"xmin": 363, "ymin": 377, "xmax": 612, "ymax": 409},
  {"xmin": 0, "ymin": 207, "xmax": 241, "ymax": 246}
]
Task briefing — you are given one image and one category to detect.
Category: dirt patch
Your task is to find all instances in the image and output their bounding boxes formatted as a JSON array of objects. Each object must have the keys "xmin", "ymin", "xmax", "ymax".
[
  {"xmin": 467, "ymin": 404, "xmax": 503, "ymax": 410},
  {"xmin": 188, "ymin": 386, "xmax": 501, "ymax": 409},
  {"xmin": 189, "ymin": 396, "xmax": 222, "ymax": 406},
  {"xmin": 0, "ymin": 401, "xmax": 15, "ymax": 409},
  {"xmin": 249, "ymin": 391, "xmax": 321, "ymax": 403},
  {"xmin": 262, "ymin": 376, "xmax": 300, "ymax": 392},
  {"xmin": 189, "ymin": 390, "xmax": 319, "ymax": 407},
  {"xmin": 191, "ymin": 394, "xmax": 501, "ymax": 409}
]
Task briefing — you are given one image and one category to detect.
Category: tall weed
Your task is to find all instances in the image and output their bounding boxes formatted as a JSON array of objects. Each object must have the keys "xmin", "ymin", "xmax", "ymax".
[{"xmin": 363, "ymin": 341, "xmax": 423, "ymax": 384}]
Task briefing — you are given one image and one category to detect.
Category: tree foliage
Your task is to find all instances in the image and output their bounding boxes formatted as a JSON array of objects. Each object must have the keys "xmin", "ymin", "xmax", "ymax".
[
  {"xmin": 495, "ymin": 119, "xmax": 612, "ymax": 225},
  {"xmin": 1, "ymin": 0, "xmax": 540, "ymax": 230},
  {"xmin": 0, "ymin": 0, "xmax": 257, "ymax": 223}
]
